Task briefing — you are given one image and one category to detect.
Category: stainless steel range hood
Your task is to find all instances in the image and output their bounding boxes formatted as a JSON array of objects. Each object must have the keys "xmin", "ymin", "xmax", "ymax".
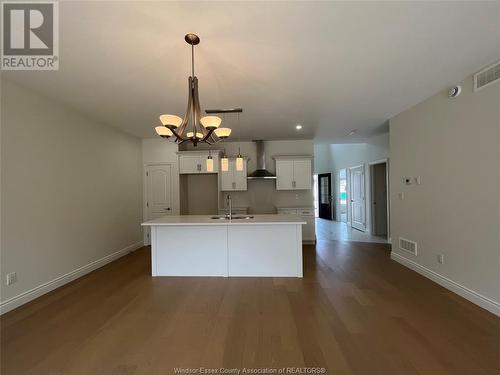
[{"xmin": 247, "ymin": 140, "xmax": 276, "ymax": 179}]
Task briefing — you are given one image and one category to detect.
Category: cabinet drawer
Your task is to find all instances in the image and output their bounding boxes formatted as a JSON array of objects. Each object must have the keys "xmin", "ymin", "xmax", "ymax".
[
  {"xmin": 277, "ymin": 209, "xmax": 298, "ymax": 215},
  {"xmin": 298, "ymin": 209, "xmax": 314, "ymax": 216}
]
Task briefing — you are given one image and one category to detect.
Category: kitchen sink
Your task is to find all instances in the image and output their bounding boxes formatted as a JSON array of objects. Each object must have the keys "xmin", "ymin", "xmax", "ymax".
[{"xmin": 210, "ymin": 215, "xmax": 254, "ymax": 220}]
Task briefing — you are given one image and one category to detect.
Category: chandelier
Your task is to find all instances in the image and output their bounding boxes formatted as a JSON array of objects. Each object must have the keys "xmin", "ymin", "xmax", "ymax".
[{"xmin": 154, "ymin": 33, "xmax": 233, "ymax": 146}]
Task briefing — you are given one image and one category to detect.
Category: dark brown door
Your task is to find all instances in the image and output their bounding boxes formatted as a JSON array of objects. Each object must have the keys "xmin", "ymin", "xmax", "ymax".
[{"xmin": 318, "ymin": 173, "xmax": 333, "ymax": 220}]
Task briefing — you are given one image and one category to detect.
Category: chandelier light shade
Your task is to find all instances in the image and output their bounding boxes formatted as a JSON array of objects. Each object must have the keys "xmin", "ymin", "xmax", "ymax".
[
  {"xmin": 214, "ymin": 127, "xmax": 232, "ymax": 138},
  {"xmin": 200, "ymin": 116, "xmax": 222, "ymax": 129},
  {"xmin": 153, "ymin": 33, "xmax": 229, "ymax": 146},
  {"xmin": 186, "ymin": 131, "xmax": 203, "ymax": 139},
  {"xmin": 159, "ymin": 114, "xmax": 183, "ymax": 128},
  {"xmin": 155, "ymin": 126, "xmax": 173, "ymax": 138}
]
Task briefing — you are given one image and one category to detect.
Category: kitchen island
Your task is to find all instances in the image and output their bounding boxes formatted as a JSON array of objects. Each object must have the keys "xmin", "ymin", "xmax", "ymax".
[{"xmin": 142, "ymin": 214, "xmax": 305, "ymax": 277}]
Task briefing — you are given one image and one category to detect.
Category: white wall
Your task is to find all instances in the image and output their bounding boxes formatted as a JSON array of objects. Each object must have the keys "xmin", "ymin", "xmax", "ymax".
[
  {"xmin": 329, "ymin": 133, "xmax": 389, "ymax": 172},
  {"xmin": 1, "ymin": 80, "xmax": 143, "ymax": 312},
  {"xmin": 390, "ymin": 74, "xmax": 500, "ymax": 315},
  {"xmin": 313, "ymin": 143, "xmax": 332, "ymax": 174},
  {"xmin": 183, "ymin": 140, "xmax": 315, "ymax": 213}
]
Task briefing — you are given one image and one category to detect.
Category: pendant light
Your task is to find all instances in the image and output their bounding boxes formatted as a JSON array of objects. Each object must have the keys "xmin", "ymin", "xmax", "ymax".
[
  {"xmin": 221, "ymin": 148, "xmax": 229, "ymax": 172},
  {"xmin": 219, "ymin": 113, "xmax": 229, "ymax": 172},
  {"xmin": 206, "ymin": 149, "xmax": 214, "ymax": 172},
  {"xmin": 235, "ymin": 113, "xmax": 244, "ymax": 171}
]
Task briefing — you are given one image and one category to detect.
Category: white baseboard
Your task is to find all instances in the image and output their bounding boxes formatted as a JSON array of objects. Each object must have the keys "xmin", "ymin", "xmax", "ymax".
[
  {"xmin": 391, "ymin": 252, "xmax": 500, "ymax": 317},
  {"xmin": 0, "ymin": 241, "xmax": 144, "ymax": 315}
]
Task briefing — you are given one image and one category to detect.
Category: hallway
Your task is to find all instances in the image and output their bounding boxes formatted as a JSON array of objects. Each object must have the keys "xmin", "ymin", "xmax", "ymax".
[{"xmin": 316, "ymin": 218, "xmax": 389, "ymax": 243}]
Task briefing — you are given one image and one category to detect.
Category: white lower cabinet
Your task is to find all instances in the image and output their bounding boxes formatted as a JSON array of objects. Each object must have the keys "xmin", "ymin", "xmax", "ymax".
[{"xmin": 277, "ymin": 207, "xmax": 316, "ymax": 244}]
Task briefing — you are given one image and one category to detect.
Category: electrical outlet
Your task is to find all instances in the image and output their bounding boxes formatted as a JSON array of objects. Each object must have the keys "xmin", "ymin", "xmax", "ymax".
[
  {"xmin": 437, "ymin": 254, "xmax": 444, "ymax": 264},
  {"xmin": 6, "ymin": 272, "xmax": 17, "ymax": 286},
  {"xmin": 398, "ymin": 192, "xmax": 405, "ymax": 200}
]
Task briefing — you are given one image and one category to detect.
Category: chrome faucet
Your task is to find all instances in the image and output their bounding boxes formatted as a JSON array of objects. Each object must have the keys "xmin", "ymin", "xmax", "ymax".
[{"xmin": 226, "ymin": 194, "xmax": 232, "ymax": 220}]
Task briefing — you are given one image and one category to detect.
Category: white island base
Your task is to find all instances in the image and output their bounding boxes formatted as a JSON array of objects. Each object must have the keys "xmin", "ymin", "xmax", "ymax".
[{"xmin": 142, "ymin": 215, "xmax": 305, "ymax": 278}]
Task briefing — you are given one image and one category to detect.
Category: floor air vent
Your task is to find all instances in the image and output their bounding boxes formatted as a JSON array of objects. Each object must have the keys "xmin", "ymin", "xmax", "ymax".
[
  {"xmin": 399, "ymin": 237, "xmax": 417, "ymax": 256},
  {"xmin": 474, "ymin": 60, "xmax": 500, "ymax": 91}
]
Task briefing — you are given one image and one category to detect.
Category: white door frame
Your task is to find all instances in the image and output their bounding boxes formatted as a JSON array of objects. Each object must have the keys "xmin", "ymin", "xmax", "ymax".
[
  {"xmin": 143, "ymin": 162, "xmax": 178, "ymax": 245},
  {"xmin": 349, "ymin": 164, "xmax": 366, "ymax": 232},
  {"xmin": 369, "ymin": 158, "xmax": 390, "ymax": 241}
]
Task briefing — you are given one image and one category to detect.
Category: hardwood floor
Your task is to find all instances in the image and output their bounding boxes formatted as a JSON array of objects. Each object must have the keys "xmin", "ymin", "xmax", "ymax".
[{"xmin": 1, "ymin": 241, "xmax": 499, "ymax": 374}]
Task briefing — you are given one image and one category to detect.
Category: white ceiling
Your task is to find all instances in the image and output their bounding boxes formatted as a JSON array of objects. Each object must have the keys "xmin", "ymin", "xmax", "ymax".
[{"xmin": 3, "ymin": 1, "xmax": 500, "ymax": 143}]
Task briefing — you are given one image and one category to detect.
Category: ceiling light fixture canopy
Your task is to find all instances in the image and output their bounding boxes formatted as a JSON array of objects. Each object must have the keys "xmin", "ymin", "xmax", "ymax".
[{"xmin": 154, "ymin": 33, "xmax": 233, "ymax": 146}]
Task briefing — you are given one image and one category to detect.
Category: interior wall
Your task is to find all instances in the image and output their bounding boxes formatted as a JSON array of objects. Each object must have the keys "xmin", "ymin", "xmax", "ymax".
[
  {"xmin": 184, "ymin": 174, "xmax": 218, "ymax": 215},
  {"xmin": 390, "ymin": 73, "xmax": 500, "ymax": 314},
  {"xmin": 313, "ymin": 143, "xmax": 332, "ymax": 174},
  {"xmin": 183, "ymin": 140, "xmax": 315, "ymax": 213},
  {"xmin": 329, "ymin": 133, "xmax": 389, "ymax": 171},
  {"xmin": 1, "ymin": 80, "xmax": 143, "ymax": 307}
]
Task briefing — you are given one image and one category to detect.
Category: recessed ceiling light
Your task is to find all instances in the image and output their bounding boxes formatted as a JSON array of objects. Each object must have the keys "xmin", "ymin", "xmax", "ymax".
[
  {"xmin": 296, "ymin": 124, "xmax": 302, "ymax": 130},
  {"xmin": 348, "ymin": 129, "xmax": 357, "ymax": 136}
]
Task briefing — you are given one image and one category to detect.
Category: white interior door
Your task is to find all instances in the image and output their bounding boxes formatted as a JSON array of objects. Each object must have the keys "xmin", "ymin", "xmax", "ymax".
[
  {"xmin": 350, "ymin": 165, "xmax": 365, "ymax": 232},
  {"xmin": 146, "ymin": 165, "xmax": 173, "ymax": 219}
]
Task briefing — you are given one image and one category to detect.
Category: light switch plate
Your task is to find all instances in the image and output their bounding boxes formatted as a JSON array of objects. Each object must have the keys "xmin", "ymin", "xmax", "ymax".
[{"xmin": 6, "ymin": 272, "xmax": 17, "ymax": 286}]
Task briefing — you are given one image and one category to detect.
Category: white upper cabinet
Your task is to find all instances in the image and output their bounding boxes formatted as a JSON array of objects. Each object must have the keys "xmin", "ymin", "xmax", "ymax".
[
  {"xmin": 275, "ymin": 160, "xmax": 294, "ymax": 190},
  {"xmin": 292, "ymin": 159, "xmax": 312, "ymax": 189},
  {"xmin": 221, "ymin": 158, "xmax": 247, "ymax": 191},
  {"xmin": 274, "ymin": 156, "xmax": 312, "ymax": 190},
  {"xmin": 178, "ymin": 152, "xmax": 219, "ymax": 174}
]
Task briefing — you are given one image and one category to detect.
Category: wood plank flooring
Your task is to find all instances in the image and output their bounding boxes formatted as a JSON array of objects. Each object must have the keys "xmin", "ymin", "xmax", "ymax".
[{"xmin": 1, "ymin": 240, "xmax": 499, "ymax": 374}]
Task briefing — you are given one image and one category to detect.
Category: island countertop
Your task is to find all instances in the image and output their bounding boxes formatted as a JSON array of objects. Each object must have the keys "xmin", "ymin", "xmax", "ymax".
[{"xmin": 142, "ymin": 214, "xmax": 306, "ymax": 226}]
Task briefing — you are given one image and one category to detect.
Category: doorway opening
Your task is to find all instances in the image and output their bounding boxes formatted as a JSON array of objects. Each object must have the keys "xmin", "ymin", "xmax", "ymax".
[
  {"xmin": 369, "ymin": 161, "xmax": 389, "ymax": 239},
  {"xmin": 338, "ymin": 169, "xmax": 348, "ymax": 223}
]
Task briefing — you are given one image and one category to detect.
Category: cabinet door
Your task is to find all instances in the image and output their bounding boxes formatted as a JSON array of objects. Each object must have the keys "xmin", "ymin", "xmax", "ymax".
[
  {"xmin": 221, "ymin": 159, "xmax": 235, "ymax": 191},
  {"xmin": 234, "ymin": 159, "xmax": 247, "ymax": 191},
  {"xmin": 301, "ymin": 216, "xmax": 316, "ymax": 241},
  {"xmin": 293, "ymin": 160, "xmax": 312, "ymax": 190},
  {"xmin": 276, "ymin": 160, "xmax": 294, "ymax": 190},
  {"xmin": 179, "ymin": 155, "xmax": 201, "ymax": 174}
]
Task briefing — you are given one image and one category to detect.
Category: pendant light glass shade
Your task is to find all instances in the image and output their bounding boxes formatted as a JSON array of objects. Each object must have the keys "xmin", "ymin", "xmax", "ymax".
[
  {"xmin": 214, "ymin": 127, "xmax": 232, "ymax": 138},
  {"xmin": 159, "ymin": 114, "xmax": 183, "ymax": 128},
  {"xmin": 236, "ymin": 156, "xmax": 244, "ymax": 171},
  {"xmin": 221, "ymin": 156, "xmax": 229, "ymax": 172},
  {"xmin": 206, "ymin": 155, "xmax": 214, "ymax": 172},
  {"xmin": 236, "ymin": 146, "xmax": 244, "ymax": 171},
  {"xmin": 155, "ymin": 126, "xmax": 173, "ymax": 137},
  {"xmin": 200, "ymin": 116, "xmax": 222, "ymax": 129}
]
